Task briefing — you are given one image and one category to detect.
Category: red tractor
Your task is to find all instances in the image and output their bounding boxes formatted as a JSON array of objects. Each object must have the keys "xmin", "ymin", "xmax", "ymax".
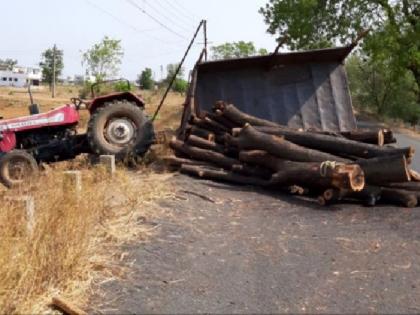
[{"xmin": 0, "ymin": 80, "xmax": 155, "ymax": 187}]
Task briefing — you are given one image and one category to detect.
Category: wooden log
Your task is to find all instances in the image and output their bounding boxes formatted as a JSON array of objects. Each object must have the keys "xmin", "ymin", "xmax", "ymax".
[
  {"xmin": 190, "ymin": 116, "xmax": 229, "ymax": 133},
  {"xmin": 341, "ymin": 129, "xmax": 385, "ymax": 146},
  {"xmin": 236, "ymin": 124, "xmax": 350, "ymax": 163},
  {"xmin": 180, "ymin": 164, "xmax": 270, "ymax": 186},
  {"xmin": 322, "ymin": 186, "xmax": 381, "ymax": 207},
  {"xmin": 383, "ymin": 129, "xmax": 396, "ymax": 144},
  {"xmin": 163, "ymin": 156, "xmax": 215, "ymax": 168},
  {"xmin": 170, "ymin": 138, "xmax": 238, "ymax": 169},
  {"xmin": 356, "ymin": 155, "xmax": 410, "ymax": 185},
  {"xmin": 187, "ymin": 126, "xmax": 215, "ymax": 141},
  {"xmin": 215, "ymin": 102, "xmax": 282, "ymax": 128},
  {"xmin": 386, "ymin": 181, "xmax": 420, "ymax": 191},
  {"xmin": 239, "ymin": 150, "xmax": 364, "ymax": 191},
  {"xmin": 380, "ymin": 187, "xmax": 418, "ymax": 208},
  {"xmin": 288, "ymin": 185, "xmax": 309, "ymax": 196},
  {"xmin": 186, "ymin": 135, "xmax": 225, "ymax": 153},
  {"xmin": 409, "ymin": 169, "xmax": 420, "ymax": 182},
  {"xmin": 212, "ymin": 110, "xmax": 239, "ymax": 129},
  {"xmin": 254, "ymin": 125, "xmax": 414, "ymax": 160},
  {"xmin": 231, "ymin": 164, "xmax": 272, "ymax": 179},
  {"xmin": 52, "ymin": 296, "xmax": 86, "ymax": 315}
]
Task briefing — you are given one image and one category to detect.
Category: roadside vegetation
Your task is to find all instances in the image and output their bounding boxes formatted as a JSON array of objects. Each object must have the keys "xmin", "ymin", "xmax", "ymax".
[
  {"xmin": 260, "ymin": 0, "xmax": 419, "ymax": 125},
  {"xmin": 0, "ymin": 161, "xmax": 173, "ymax": 313}
]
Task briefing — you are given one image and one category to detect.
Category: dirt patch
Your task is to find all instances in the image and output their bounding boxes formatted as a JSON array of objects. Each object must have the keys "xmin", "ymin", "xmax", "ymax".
[{"xmin": 92, "ymin": 174, "xmax": 420, "ymax": 314}]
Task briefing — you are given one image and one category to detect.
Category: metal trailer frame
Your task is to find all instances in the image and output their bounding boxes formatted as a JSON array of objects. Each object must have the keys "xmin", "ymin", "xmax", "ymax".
[{"xmin": 180, "ymin": 45, "xmax": 357, "ymax": 134}]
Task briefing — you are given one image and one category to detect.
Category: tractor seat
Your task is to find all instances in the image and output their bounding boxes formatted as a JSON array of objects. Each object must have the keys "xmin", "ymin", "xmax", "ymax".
[{"xmin": 28, "ymin": 104, "xmax": 40, "ymax": 115}]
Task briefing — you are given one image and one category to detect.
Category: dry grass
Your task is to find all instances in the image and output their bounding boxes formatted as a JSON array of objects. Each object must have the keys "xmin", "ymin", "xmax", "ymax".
[
  {"xmin": 0, "ymin": 161, "xmax": 174, "ymax": 314},
  {"xmin": 0, "ymin": 85, "xmax": 184, "ymax": 313},
  {"xmin": 0, "ymin": 86, "xmax": 185, "ymax": 132}
]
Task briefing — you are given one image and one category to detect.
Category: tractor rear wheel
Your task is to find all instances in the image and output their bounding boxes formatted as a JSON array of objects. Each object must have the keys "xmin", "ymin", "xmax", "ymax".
[
  {"xmin": 0, "ymin": 150, "xmax": 39, "ymax": 188},
  {"xmin": 87, "ymin": 101, "xmax": 148, "ymax": 160}
]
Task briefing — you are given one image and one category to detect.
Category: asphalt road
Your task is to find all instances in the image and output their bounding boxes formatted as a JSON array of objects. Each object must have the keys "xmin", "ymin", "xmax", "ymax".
[
  {"xmin": 395, "ymin": 132, "xmax": 420, "ymax": 170},
  {"xmin": 93, "ymin": 173, "xmax": 420, "ymax": 314}
]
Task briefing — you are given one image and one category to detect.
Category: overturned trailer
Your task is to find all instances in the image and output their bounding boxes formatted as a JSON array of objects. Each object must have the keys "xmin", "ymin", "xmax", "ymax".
[{"xmin": 180, "ymin": 45, "xmax": 357, "ymax": 133}]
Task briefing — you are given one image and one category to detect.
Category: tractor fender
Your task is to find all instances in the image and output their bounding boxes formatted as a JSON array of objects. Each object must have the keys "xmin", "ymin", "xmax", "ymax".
[
  {"xmin": 0, "ymin": 131, "xmax": 16, "ymax": 153},
  {"xmin": 88, "ymin": 92, "xmax": 145, "ymax": 114}
]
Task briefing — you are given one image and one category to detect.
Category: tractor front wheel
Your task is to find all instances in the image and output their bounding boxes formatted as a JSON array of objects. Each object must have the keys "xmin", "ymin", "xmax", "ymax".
[
  {"xmin": 87, "ymin": 101, "xmax": 147, "ymax": 160},
  {"xmin": 0, "ymin": 150, "xmax": 39, "ymax": 188}
]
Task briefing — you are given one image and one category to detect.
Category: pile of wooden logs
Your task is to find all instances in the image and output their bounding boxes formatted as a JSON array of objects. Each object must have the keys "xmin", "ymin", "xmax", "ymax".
[{"xmin": 167, "ymin": 101, "xmax": 420, "ymax": 208}]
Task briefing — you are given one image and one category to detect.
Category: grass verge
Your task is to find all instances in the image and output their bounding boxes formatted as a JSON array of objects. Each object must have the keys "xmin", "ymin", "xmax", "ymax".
[{"xmin": 0, "ymin": 163, "xmax": 173, "ymax": 314}]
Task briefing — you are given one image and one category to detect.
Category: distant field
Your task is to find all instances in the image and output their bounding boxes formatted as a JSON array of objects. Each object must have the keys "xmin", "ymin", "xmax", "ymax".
[{"xmin": 0, "ymin": 85, "xmax": 185, "ymax": 131}]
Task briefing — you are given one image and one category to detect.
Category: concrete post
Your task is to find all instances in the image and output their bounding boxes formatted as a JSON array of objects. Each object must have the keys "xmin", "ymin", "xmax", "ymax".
[
  {"xmin": 5, "ymin": 196, "xmax": 35, "ymax": 235},
  {"xmin": 100, "ymin": 155, "xmax": 116, "ymax": 175},
  {"xmin": 63, "ymin": 171, "xmax": 82, "ymax": 195}
]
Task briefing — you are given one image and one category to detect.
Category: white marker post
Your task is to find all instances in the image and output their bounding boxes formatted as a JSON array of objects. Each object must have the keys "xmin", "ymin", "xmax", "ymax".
[
  {"xmin": 100, "ymin": 155, "xmax": 116, "ymax": 176},
  {"xmin": 5, "ymin": 196, "xmax": 35, "ymax": 235},
  {"xmin": 63, "ymin": 171, "xmax": 82, "ymax": 199}
]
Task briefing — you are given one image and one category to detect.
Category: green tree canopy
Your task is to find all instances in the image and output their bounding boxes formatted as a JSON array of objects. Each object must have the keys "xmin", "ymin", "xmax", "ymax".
[
  {"xmin": 137, "ymin": 68, "xmax": 154, "ymax": 90},
  {"xmin": 164, "ymin": 63, "xmax": 188, "ymax": 94},
  {"xmin": 211, "ymin": 41, "xmax": 268, "ymax": 60},
  {"xmin": 82, "ymin": 36, "xmax": 124, "ymax": 82},
  {"xmin": 39, "ymin": 46, "xmax": 64, "ymax": 87},
  {"xmin": 260, "ymin": 0, "xmax": 420, "ymax": 102},
  {"xmin": 0, "ymin": 59, "xmax": 17, "ymax": 70}
]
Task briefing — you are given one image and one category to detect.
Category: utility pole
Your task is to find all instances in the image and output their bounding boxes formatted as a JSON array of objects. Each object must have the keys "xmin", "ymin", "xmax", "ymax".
[
  {"xmin": 52, "ymin": 44, "xmax": 56, "ymax": 98},
  {"xmin": 203, "ymin": 20, "xmax": 208, "ymax": 61}
]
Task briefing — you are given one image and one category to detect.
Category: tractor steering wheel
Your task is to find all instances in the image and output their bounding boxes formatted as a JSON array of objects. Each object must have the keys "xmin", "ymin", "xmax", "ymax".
[{"xmin": 71, "ymin": 97, "xmax": 84, "ymax": 110}]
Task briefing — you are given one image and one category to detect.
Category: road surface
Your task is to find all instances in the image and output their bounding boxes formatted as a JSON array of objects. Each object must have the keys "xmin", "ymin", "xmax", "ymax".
[{"xmin": 92, "ymin": 167, "xmax": 420, "ymax": 314}]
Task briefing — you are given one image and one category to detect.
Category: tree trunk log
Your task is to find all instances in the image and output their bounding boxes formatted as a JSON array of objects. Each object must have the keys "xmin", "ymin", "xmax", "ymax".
[
  {"xmin": 380, "ymin": 188, "xmax": 418, "ymax": 208},
  {"xmin": 409, "ymin": 169, "xmax": 420, "ymax": 182},
  {"xmin": 187, "ymin": 126, "xmax": 215, "ymax": 141},
  {"xmin": 231, "ymin": 164, "xmax": 272, "ymax": 179},
  {"xmin": 201, "ymin": 113, "xmax": 233, "ymax": 132},
  {"xmin": 236, "ymin": 124, "xmax": 350, "ymax": 163},
  {"xmin": 254, "ymin": 125, "xmax": 414, "ymax": 160},
  {"xmin": 163, "ymin": 156, "xmax": 214, "ymax": 168},
  {"xmin": 186, "ymin": 135, "xmax": 225, "ymax": 153},
  {"xmin": 190, "ymin": 116, "xmax": 229, "ymax": 133},
  {"xmin": 322, "ymin": 186, "xmax": 381, "ymax": 207},
  {"xmin": 214, "ymin": 102, "xmax": 282, "ymax": 128},
  {"xmin": 356, "ymin": 155, "xmax": 410, "ymax": 185},
  {"xmin": 180, "ymin": 164, "xmax": 270, "ymax": 186},
  {"xmin": 239, "ymin": 150, "xmax": 364, "ymax": 191},
  {"xmin": 170, "ymin": 138, "xmax": 238, "ymax": 169},
  {"xmin": 385, "ymin": 181, "xmax": 420, "ymax": 191},
  {"xmin": 340, "ymin": 129, "xmax": 385, "ymax": 146}
]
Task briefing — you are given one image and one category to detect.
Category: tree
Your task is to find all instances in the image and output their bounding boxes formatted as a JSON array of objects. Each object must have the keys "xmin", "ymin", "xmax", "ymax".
[
  {"xmin": 82, "ymin": 36, "xmax": 124, "ymax": 82},
  {"xmin": 164, "ymin": 63, "xmax": 188, "ymax": 94},
  {"xmin": 39, "ymin": 46, "xmax": 64, "ymax": 88},
  {"xmin": 137, "ymin": 68, "xmax": 154, "ymax": 90},
  {"xmin": 211, "ymin": 41, "xmax": 269, "ymax": 60},
  {"xmin": 346, "ymin": 54, "xmax": 419, "ymax": 123},
  {"xmin": 260, "ymin": 0, "xmax": 420, "ymax": 103},
  {"xmin": 0, "ymin": 59, "xmax": 17, "ymax": 70}
]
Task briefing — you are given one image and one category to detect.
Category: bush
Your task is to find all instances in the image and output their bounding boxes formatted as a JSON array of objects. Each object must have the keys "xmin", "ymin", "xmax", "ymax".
[
  {"xmin": 172, "ymin": 78, "xmax": 188, "ymax": 95},
  {"xmin": 346, "ymin": 55, "xmax": 419, "ymax": 123},
  {"xmin": 79, "ymin": 80, "xmax": 134, "ymax": 98}
]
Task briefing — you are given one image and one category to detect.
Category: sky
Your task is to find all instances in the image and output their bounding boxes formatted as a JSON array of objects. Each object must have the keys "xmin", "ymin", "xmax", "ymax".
[{"xmin": 0, "ymin": 0, "xmax": 277, "ymax": 81}]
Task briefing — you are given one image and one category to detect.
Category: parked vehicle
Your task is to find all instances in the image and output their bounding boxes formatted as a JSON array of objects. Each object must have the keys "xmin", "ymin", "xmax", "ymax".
[{"xmin": 0, "ymin": 80, "xmax": 154, "ymax": 187}]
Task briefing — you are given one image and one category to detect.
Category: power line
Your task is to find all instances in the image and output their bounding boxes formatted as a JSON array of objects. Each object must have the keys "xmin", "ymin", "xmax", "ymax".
[
  {"xmin": 125, "ymin": 0, "xmax": 188, "ymax": 40},
  {"xmin": 172, "ymin": 0, "xmax": 200, "ymax": 20},
  {"xmin": 84, "ymin": 0, "xmax": 185, "ymax": 46},
  {"xmin": 145, "ymin": 0, "xmax": 196, "ymax": 32},
  {"xmin": 160, "ymin": 0, "xmax": 198, "ymax": 25}
]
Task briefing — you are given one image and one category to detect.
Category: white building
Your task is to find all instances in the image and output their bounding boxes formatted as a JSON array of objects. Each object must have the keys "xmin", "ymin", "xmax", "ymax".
[{"xmin": 0, "ymin": 65, "xmax": 42, "ymax": 88}]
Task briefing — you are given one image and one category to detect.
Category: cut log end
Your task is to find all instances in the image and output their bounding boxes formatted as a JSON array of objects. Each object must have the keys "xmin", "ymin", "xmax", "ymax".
[
  {"xmin": 318, "ymin": 196, "xmax": 327, "ymax": 206},
  {"xmin": 331, "ymin": 164, "xmax": 365, "ymax": 192}
]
